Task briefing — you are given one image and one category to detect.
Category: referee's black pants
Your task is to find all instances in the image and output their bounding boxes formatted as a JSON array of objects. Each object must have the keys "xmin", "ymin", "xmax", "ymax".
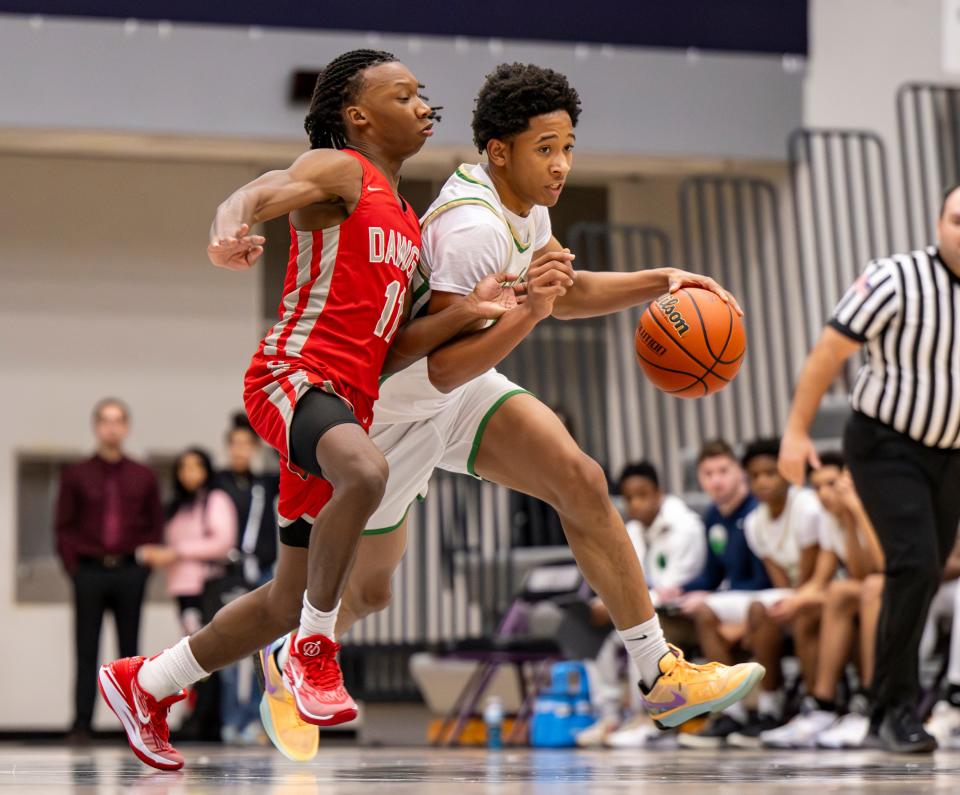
[
  {"xmin": 71, "ymin": 558, "xmax": 149, "ymax": 730},
  {"xmin": 844, "ymin": 411, "xmax": 960, "ymax": 712}
]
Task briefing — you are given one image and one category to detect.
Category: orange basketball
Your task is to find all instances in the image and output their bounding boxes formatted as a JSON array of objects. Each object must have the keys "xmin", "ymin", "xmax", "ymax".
[{"xmin": 635, "ymin": 287, "xmax": 746, "ymax": 398}]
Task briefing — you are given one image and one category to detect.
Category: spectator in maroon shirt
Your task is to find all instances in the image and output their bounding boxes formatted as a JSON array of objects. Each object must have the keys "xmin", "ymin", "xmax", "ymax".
[{"xmin": 54, "ymin": 397, "xmax": 163, "ymax": 742}]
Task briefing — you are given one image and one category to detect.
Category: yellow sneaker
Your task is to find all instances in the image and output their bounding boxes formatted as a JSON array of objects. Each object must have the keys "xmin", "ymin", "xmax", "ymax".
[
  {"xmin": 638, "ymin": 645, "xmax": 764, "ymax": 729},
  {"xmin": 257, "ymin": 637, "xmax": 319, "ymax": 762}
]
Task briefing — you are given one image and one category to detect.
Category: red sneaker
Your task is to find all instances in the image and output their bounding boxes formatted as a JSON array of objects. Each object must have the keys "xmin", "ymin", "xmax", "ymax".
[
  {"xmin": 282, "ymin": 633, "xmax": 357, "ymax": 726},
  {"xmin": 97, "ymin": 656, "xmax": 186, "ymax": 771}
]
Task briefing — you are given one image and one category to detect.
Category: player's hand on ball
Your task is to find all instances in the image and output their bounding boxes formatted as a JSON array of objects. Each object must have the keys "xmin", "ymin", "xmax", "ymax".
[
  {"xmin": 208, "ymin": 223, "xmax": 266, "ymax": 270},
  {"xmin": 779, "ymin": 428, "xmax": 821, "ymax": 486},
  {"xmin": 467, "ymin": 271, "xmax": 521, "ymax": 319},
  {"xmin": 662, "ymin": 267, "xmax": 743, "ymax": 316}
]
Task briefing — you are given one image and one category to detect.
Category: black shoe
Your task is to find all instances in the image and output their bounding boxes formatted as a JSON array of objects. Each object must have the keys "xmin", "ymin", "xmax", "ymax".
[
  {"xmin": 878, "ymin": 704, "xmax": 938, "ymax": 754},
  {"xmin": 727, "ymin": 713, "xmax": 783, "ymax": 748},
  {"xmin": 676, "ymin": 713, "xmax": 743, "ymax": 749}
]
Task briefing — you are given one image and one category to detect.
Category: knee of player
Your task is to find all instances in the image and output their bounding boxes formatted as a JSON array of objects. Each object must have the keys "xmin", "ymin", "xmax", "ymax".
[
  {"xmin": 359, "ymin": 581, "xmax": 393, "ymax": 614},
  {"xmin": 551, "ymin": 452, "xmax": 608, "ymax": 511},
  {"xmin": 339, "ymin": 454, "xmax": 389, "ymax": 504}
]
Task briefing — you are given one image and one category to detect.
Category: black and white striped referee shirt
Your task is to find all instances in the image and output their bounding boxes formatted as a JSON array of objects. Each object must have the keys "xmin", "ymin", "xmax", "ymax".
[{"xmin": 830, "ymin": 246, "xmax": 960, "ymax": 449}]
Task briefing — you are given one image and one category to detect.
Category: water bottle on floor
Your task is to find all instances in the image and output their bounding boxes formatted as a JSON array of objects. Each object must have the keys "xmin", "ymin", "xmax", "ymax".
[{"xmin": 483, "ymin": 696, "xmax": 504, "ymax": 749}]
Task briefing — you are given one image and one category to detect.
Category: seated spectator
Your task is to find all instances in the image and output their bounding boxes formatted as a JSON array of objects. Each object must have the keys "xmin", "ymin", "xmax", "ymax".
[
  {"xmin": 577, "ymin": 461, "xmax": 706, "ymax": 748},
  {"xmin": 674, "ymin": 440, "xmax": 769, "ymax": 748},
  {"xmin": 681, "ymin": 438, "xmax": 823, "ymax": 747},
  {"xmin": 757, "ymin": 453, "xmax": 885, "ymax": 748}
]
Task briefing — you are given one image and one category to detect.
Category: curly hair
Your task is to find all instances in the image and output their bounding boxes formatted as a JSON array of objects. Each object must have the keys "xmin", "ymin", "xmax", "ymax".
[
  {"xmin": 471, "ymin": 63, "xmax": 581, "ymax": 153},
  {"xmin": 304, "ymin": 49, "xmax": 397, "ymax": 150},
  {"xmin": 742, "ymin": 437, "xmax": 782, "ymax": 469}
]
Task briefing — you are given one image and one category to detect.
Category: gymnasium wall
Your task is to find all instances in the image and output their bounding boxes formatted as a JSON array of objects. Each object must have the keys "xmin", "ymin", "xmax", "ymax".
[
  {"xmin": 0, "ymin": 14, "xmax": 802, "ymax": 160},
  {"xmin": 806, "ymin": 0, "xmax": 960, "ymax": 250},
  {"xmin": 0, "ymin": 154, "xmax": 262, "ymax": 728}
]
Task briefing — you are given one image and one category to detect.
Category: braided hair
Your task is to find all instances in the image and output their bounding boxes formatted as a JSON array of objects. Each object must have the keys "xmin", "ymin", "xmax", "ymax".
[{"xmin": 304, "ymin": 49, "xmax": 397, "ymax": 150}]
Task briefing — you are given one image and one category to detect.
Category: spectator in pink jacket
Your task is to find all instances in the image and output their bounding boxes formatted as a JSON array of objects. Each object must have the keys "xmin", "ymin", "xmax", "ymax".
[{"xmin": 140, "ymin": 448, "xmax": 237, "ymax": 634}]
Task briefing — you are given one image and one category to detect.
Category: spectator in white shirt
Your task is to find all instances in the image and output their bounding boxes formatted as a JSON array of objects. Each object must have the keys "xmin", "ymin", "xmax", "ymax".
[
  {"xmin": 722, "ymin": 438, "xmax": 824, "ymax": 747},
  {"xmin": 759, "ymin": 451, "xmax": 886, "ymax": 749},
  {"xmin": 620, "ymin": 461, "xmax": 707, "ymax": 608}
]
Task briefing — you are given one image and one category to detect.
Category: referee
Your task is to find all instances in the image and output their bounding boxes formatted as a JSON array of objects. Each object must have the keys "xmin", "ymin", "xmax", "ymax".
[{"xmin": 779, "ymin": 184, "xmax": 960, "ymax": 753}]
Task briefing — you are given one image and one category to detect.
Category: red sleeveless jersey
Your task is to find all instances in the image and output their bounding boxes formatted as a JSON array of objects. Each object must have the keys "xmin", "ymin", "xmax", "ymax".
[{"xmin": 256, "ymin": 149, "xmax": 421, "ymax": 405}]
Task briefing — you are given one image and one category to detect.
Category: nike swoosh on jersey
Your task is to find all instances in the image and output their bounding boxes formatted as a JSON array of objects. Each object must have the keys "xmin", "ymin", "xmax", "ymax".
[{"xmin": 367, "ymin": 186, "xmax": 384, "ymax": 192}]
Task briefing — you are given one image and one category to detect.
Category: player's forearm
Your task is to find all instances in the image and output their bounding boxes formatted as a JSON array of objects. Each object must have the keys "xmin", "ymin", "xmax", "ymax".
[
  {"xmin": 210, "ymin": 188, "xmax": 261, "ymax": 244},
  {"xmin": 785, "ymin": 328, "xmax": 858, "ymax": 435},
  {"xmin": 382, "ymin": 301, "xmax": 485, "ymax": 376},
  {"xmin": 427, "ymin": 306, "xmax": 541, "ymax": 393},
  {"xmin": 552, "ymin": 269, "xmax": 670, "ymax": 320}
]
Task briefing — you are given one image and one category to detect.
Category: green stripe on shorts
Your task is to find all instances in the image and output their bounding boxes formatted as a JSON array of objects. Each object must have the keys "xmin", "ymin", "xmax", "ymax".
[
  {"xmin": 362, "ymin": 503, "xmax": 411, "ymax": 536},
  {"xmin": 466, "ymin": 389, "xmax": 530, "ymax": 478}
]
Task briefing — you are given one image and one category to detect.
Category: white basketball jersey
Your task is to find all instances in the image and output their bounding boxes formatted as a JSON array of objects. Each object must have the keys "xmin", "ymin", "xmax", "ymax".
[
  {"xmin": 374, "ymin": 163, "xmax": 552, "ymax": 422},
  {"xmin": 410, "ymin": 163, "xmax": 551, "ymax": 319}
]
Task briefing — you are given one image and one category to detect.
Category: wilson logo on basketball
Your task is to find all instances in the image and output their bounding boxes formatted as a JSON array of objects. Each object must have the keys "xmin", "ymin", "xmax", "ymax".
[
  {"xmin": 637, "ymin": 326, "xmax": 667, "ymax": 356},
  {"xmin": 656, "ymin": 295, "xmax": 691, "ymax": 336},
  {"xmin": 301, "ymin": 641, "xmax": 323, "ymax": 657}
]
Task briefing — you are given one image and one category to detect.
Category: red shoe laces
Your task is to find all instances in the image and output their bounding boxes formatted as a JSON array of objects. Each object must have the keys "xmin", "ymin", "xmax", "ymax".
[
  {"xmin": 300, "ymin": 644, "xmax": 344, "ymax": 691},
  {"xmin": 144, "ymin": 691, "xmax": 182, "ymax": 748}
]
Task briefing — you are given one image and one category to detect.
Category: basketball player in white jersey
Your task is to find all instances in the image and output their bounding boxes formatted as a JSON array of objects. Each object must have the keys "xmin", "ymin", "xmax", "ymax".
[{"xmin": 259, "ymin": 62, "xmax": 761, "ymax": 760}]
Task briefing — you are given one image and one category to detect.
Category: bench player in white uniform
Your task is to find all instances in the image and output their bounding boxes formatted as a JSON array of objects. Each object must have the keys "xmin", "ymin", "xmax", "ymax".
[{"xmin": 258, "ymin": 63, "xmax": 764, "ymax": 759}]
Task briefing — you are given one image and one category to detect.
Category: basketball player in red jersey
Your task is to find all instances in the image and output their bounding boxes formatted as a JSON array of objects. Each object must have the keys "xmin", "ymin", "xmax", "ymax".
[{"xmin": 96, "ymin": 50, "xmax": 559, "ymax": 771}]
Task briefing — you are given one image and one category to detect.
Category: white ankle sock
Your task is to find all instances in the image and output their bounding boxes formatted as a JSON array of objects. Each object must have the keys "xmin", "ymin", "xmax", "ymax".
[
  {"xmin": 137, "ymin": 637, "xmax": 209, "ymax": 701},
  {"xmin": 618, "ymin": 614, "xmax": 670, "ymax": 689},
  {"xmin": 298, "ymin": 592, "xmax": 340, "ymax": 642}
]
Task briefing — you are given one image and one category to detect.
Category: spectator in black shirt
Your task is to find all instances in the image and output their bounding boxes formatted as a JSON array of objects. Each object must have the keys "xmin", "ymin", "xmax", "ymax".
[{"xmin": 212, "ymin": 412, "xmax": 280, "ymax": 744}]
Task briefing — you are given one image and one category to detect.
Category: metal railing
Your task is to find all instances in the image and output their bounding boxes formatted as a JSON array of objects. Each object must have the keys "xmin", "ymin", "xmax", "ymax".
[
  {"xmin": 788, "ymin": 128, "xmax": 894, "ymax": 392},
  {"xmin": 897, "ymin": 82, "xmax": 960, "ymax": 248},
  {"xmin": 678, "ymin": 176, "xmax": 792, "ymax": 443}
]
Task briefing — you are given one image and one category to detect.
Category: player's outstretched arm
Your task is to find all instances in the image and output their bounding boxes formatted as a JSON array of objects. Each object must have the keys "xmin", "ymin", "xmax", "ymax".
[
  {"xmin": 382, "ymin": 272, "xmax": 520, "ymax": 375},
  {"xmin": 779, "ymin": 326, "xmax": 861, "ymax": 485},
  {"xmin": 543, "ymin": 235, "xmax": 741, "ymax": 319},
  {"xmin": 207, "ymin": 149, "xmax": 361, "ymax": 271}
]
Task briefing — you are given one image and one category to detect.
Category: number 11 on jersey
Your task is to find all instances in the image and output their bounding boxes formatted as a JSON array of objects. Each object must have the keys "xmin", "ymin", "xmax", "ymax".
[{"xmin": 374, "ymin": 280, "xmax": 405, "ymax": 343}]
